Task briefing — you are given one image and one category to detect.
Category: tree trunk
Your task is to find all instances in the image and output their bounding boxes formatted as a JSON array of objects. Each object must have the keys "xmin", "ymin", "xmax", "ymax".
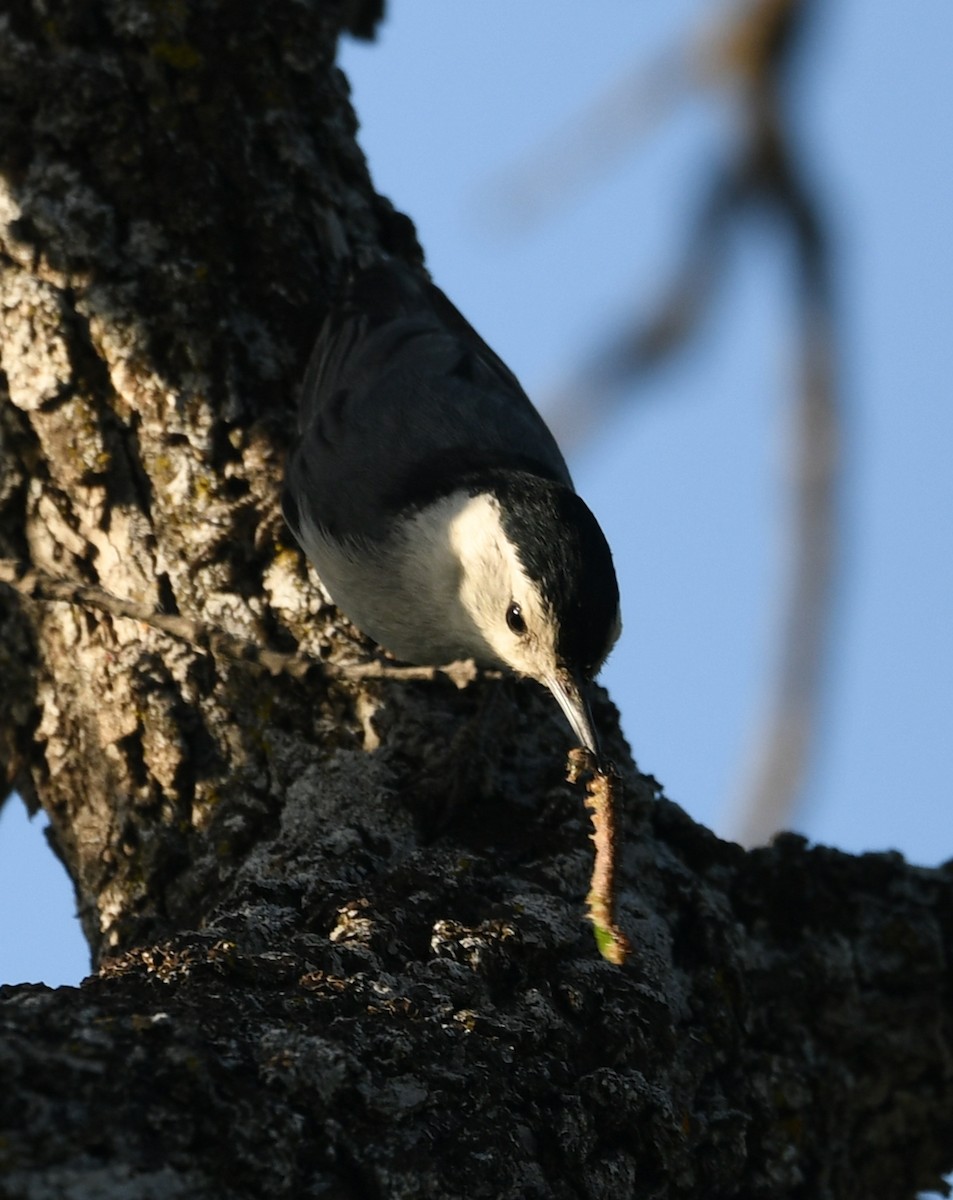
[{"xmin": 0, "ymin": 5, "xmax": 951, "ymax": 1197}]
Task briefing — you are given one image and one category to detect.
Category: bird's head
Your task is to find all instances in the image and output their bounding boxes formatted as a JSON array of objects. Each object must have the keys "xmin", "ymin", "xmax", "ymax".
[{"xmin": 435, "ymin": 473, "xmax": 621, "ymax": 756}]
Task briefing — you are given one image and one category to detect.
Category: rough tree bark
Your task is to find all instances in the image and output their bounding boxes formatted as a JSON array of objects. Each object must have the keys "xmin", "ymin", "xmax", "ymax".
[{"xmin": 0, "ymin": 4, "xmax": 951, "ymax": 1198}]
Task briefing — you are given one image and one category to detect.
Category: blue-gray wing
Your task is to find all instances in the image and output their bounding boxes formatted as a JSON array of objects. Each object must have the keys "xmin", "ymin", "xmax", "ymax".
[{"xmin": 283, "ymin": 260, "xmax": 572, "ymax": 544}]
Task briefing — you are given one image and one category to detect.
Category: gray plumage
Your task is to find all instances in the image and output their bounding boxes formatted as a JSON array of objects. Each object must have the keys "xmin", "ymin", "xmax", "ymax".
[{"xmin": 285, "ymin": 261, "xmax": 571, "ymax": 541}]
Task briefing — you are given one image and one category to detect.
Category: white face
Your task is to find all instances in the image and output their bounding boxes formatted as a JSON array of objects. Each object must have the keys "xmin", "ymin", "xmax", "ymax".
[
  {"xmin": 444, "ymin": 492, "xmax": 618, "ymax": 754},
  {"xmin": 444, "ymin": 492, "xmax": 559, "ymax": 682}
]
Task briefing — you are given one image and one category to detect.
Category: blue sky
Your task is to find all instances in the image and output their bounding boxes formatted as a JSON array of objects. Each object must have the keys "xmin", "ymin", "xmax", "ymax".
[{"xmin": 2, "ymin": 0, "xmax": 951, "ymax": 986}]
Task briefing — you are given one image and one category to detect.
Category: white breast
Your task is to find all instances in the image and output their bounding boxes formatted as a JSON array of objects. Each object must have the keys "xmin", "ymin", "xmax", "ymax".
[{"xmin": 295, "ymin": 491, "xmax": 513, "ymax": 668}]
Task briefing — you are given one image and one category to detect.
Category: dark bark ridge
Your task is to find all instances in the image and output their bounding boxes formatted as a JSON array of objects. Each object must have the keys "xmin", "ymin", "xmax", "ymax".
[
  {"xmin": 0, "ymin": 4, "xmax": 951, "ymax": 1198},
  {"xmin": 2, "ymin": 805, "xmax": 952, "ymax": 1198}
]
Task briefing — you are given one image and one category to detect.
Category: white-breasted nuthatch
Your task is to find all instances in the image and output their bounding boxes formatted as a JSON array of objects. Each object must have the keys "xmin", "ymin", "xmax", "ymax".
[{"xmin": 282, "ymin": 260, "xmax": 621, "ymax": 757}]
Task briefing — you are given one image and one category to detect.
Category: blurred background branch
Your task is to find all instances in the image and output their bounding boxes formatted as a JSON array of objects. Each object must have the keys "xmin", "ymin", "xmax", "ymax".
[{"xmin": 483, "ymin": 0, "xmax": 839, "ymax": 845}]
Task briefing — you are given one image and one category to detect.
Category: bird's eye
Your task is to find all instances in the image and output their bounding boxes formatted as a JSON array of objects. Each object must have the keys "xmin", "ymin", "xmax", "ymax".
[{"xmin": 506, "ymin": 602, "xmax": 526, "ymax": 635}]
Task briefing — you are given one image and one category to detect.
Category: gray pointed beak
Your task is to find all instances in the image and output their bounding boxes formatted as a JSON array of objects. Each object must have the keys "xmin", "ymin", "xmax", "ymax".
[{"xmin": 545, "ymin": 670, "xmax": 601, "ymax": 758}]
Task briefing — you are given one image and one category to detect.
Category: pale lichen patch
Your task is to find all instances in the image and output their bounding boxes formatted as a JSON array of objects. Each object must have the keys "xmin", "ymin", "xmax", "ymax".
[{"xmin": 0, "ymin": 272, "xmax": 72, "ymax": 412}]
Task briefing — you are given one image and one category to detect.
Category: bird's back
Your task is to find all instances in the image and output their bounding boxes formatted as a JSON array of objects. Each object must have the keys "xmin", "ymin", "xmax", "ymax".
[{"xmin": 284, "ymin": 260, "xmax": 572, "ymax": 544}]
